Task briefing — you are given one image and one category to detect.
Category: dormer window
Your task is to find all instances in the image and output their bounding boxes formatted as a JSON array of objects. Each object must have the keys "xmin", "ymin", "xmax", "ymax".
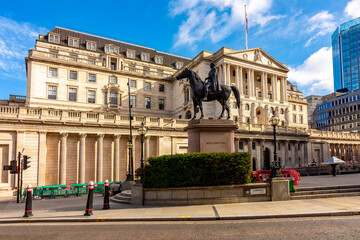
[
  {"xmin": 141, "ymin": 53, "xmax": 149, "ymax": 61},
  {"xmin": 68, "ymin": 37, "xmax": 79, "ymax": 47},
  {"xmin": 175, "ymin": 62, "xmax": 183, "ymax": 69},
  {"xmin": 49, "ymin": 34, "xmax": 60, "ymax": 43},
  {"xmin": 127, "ymin": 50, "xmax": 135, "ymax": 59},
  {"xmin": 105, "ymin": 45, "xmax": 119, "ymax": 54},
  {"xmin": 86, "ymin": 41, "xmax": 97, "ymax": 51},
  {"xmin": 155, "ymin": 56, "xmax": 163, "ymax": 64}
]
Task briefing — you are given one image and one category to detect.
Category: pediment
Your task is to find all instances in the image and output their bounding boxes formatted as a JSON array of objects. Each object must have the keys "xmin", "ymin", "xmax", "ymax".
[{"xmin": 227, "ymin": 48, "xmax": 288, "ymax": 71}]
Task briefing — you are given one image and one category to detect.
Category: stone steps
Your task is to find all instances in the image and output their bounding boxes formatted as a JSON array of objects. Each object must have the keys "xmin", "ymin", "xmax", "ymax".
[
  {"xmin": 110, "ymin": 190, "xmax": 131, "ymax": 204},
  {"xmin": 290, "ymin": 185, "xmax": 360, "ymax": 200}
]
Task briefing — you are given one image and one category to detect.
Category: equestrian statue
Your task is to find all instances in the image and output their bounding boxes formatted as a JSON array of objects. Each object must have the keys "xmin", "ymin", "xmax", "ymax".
[{"xmin": 176, "ymin": 63, "xmax": 241, "ymax": 120}]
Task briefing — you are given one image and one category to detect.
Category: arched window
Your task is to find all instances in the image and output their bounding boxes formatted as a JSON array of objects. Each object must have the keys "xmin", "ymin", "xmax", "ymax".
[
  {"xmin": 185, "ymin": 111, "xmax": 192, "ymax": 119},
  {"xmin": 110, "ymin": 89, "xmax": 117, "ymax": 105},
  {"xmin": 245, "ymin": 104, "xmax": 249, "ymax": 110}
]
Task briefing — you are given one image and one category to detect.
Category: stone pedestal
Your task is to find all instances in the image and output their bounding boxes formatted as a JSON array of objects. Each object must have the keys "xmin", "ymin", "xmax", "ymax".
[
  {"xmin": 131, "ymin": 183, "xmax": 143, "ymax": 205},
  {"xmin": 184, "ymin": 119, "xmax": 238, "ymax": 153},
  {"xmin": 271, "ymin": 177, "xmax": 290, "ymax": 201},
  {"xmin": 121, "ymin": 180, "xmax": 135, "ymax": 191}
]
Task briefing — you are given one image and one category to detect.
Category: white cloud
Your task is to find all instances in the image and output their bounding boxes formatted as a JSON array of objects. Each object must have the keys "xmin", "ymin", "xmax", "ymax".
[
  {"xmin": 304, "ymin": 11, "xmax": 336, "ymax": 47},
  {"xmin": 345, "ymin": 0, "xmax": 360, "ymax": 19},
  {"xmin": 0, "ymin": 16, "xmax": 47, "ymax": 79},
  {"xmin": 170, "ymin": 0, "xmax": 282, "ymax": 48},
  {"xmin": 288, "ymin": 47, "xmax": 333, "ymax": 96}
]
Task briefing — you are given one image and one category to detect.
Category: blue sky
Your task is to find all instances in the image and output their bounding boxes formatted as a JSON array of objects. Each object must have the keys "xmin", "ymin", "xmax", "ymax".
[{"xmin": 0, "ymin": 0, "xmax": 359, "ymax": 99}]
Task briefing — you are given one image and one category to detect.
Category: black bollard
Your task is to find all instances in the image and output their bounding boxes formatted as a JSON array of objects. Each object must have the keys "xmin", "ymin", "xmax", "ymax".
[
  {"xmin": 23, "ymin": 184, "xmax": 33, "ymax": 218},
  {"xmin": 331, "ymin": 164, "xmax": 337, "ymax": 177},
  {"xmin": 84, "ymin": 181, "xmax": 94, "ymax": 216},
  {"xmin": 102, "ymin": 179, "xmax": 110, "ymax": 210}
]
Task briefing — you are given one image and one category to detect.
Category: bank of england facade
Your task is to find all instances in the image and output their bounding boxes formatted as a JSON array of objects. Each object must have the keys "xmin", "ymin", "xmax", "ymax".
[{"xmin": 1, "ymin": 27, "xmax": 359, "ymax": 188}]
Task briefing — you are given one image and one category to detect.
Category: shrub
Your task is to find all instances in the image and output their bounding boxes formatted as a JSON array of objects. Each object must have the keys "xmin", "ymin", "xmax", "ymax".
[{"xmin": 142, "ymin": 152, "xmax": 251, "ymax": 188}]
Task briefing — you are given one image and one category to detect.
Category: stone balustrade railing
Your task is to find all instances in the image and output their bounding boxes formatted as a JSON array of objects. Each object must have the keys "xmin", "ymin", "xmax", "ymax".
[
  {"xmin": 308, "ymin": 129, "xmax": 360, "ymax": 140},
  {"xmin": 0, "ymin": 105, "xmax": 189, "ymax": 129}
]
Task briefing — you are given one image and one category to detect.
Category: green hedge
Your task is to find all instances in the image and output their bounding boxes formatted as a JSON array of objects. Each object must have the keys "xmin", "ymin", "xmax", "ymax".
[{"xmin": 143, "ymin": 152, "xmax": 251, "ymax": 188}]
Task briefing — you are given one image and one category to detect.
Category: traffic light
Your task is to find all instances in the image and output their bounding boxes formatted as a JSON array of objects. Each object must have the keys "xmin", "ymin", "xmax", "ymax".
[
  {"xmin": 10, "ymin": 160, "xmax": 18, "ymax": 174},
  {"xmin": 2, "ymin": 160, "xmax": 18, "ymax": 174},
  {"xmin": 23, "ymin": 155, "xmax": 31, "ymax": 170}
]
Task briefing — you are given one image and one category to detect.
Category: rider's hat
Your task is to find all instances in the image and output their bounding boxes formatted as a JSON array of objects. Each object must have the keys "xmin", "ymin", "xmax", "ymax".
[{"xmin": 210, "ymin": 63, "xmax": 215, "ymax": 67}]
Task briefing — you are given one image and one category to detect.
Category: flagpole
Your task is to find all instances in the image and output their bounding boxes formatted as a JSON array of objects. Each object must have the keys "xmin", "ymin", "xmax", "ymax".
[{"xmin": 245, "ymin": 4, "xmax": 248, "ymax": 50}]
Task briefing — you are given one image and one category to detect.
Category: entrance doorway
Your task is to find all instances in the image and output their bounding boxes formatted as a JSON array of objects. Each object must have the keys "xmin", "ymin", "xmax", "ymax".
[{"xmin": 263, "ymin": 148, "xmax": 270, "ymax": 170}]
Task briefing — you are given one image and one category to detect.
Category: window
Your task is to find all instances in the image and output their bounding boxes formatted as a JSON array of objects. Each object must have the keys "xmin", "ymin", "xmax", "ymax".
[
  {"xmin": 293, "ymin": 115, "xmax": 296, "ymax": 123},
  {"xmin": 50, "ymin": 51, "xmax": 58, "ymax": 58},
  {"xmin": 246, "ymin": 117, "xmax": 250, "ymax": 123},
  {"xmin": 278, "ymin": 143, "xmax": 281, "ymax": 150},
  {"xmin": 299, "ymin": 106, "xmax": 303, "ymax": 111},
  {"xmin": 130, "ymin": 80, "xmax": 136, "ymax": 88},
  {"xmin": 69, "ymin": 70, "xmax": 78, "ymax": 80},
  {"xmin": 105, "ymin": 46, "xmax": 119, "ymax": 54},
  {"xmin": 129, "ymin": 64, "xmax": 136, "ymax": 72},
  {"xmin": 141, "ymin": 53, "xmax": 149, "ymax": 61},
  {"xmin": 155, "ymin": 56, "xmax": 163, "ymax": 64},
  {"xmin": 130, "ymin": 95, "xmax": 136, "ymax": 108},
  {"xmin": 86, "ymin": 41, "xmax": 96, "ymax": 51},
  {"xmin": 232, "ymin": 102, "xmax": 237, "ymax": 109},
  {"xmin": 292, "ymin": 105, "xmax": 296, "ymax": 110},
  {"xmin": 184, "ymin": 88, "xmax": 190, "ymax": 104},
  {"xmin": 88, "ymin": 90, "xmax": 96, "ymax": 103},
  {"xmin": 68, "ymin": 38, "xmax": 79, "ymax": 47},
  {"xmin": 49, "ymin": 34, "xmax": 59, "ymax": 43},
  {"xmin": 143, "ymin": 67, "xmax": 149, "ymax": 75},
  {"xmin": 111, "ymin": 62, "xmax": 116, "ymax": 70},
  {"xmin": 239, "ymin": 142, "xmax": 244, "ymax": 150},
  {"xmin": 126, "ymin": 50, "xmax": 135, "ymax": 59},
  {"xmin": 88, "ymin": 58, "xmax": 96, "ymax": 65},
  {"xmin": 245, "ymin": 104, "xmax": 249, "ymax": 110},
  {"xmin": 145, "ymin": 97, "xmax": 151, "ymax": 109},
  {"xmin": 252, "ymin": 142, "xmax": 256, "ymax": 150},
  {"xmin": 110, "ymin": 89, "xmax": 117, "ymax": 105},
  {"xmin": 69, "ymin": 88, "xmax": 77, "ymax": 102},
  {"xmin": 88, "ymin": 73, "xmax": 96, "ymax": 83},
  {"xmin": 288, "ymin": 143, "xmax": 291, "ymax": 150},
  {"xmin": 176, "ymin": 62, "xmax": 183, "ymax": 69},
  {"xmin": 157, "ymin": 70, "xmax": 164, "ymax": 76},
  {"xmin": 48, "ymin": 67, "xmax": 58, "ymax": 78},
  {"xmin": 69, "ymin": 54, "xmax": 77, "ymax": 62},
  {"xmin": 159, "ymin": 99, "xmax": 165, "ymax": 110},
  {"xmin": 159, "ymin": 84, "xmax": 165, "ymax": 92},
  {"xmin": 48, "ymin": 86, "xmax": 57, "ymax": 99},
  {"xmin": 300, "ymin": 115, "xmax": 303, "ymax": 124},
  {"xmin": 145, "ymin": 82, "xmax": 151, "ymax": 90},
  {"xmin": 110, "ymin": 76, "xmax": 117, "ymax": 84}
]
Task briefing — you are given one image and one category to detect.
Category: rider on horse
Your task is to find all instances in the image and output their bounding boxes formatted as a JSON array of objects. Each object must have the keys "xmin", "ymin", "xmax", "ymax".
[{"xmin": 205, "ymin": 63, "xmax": 220, "ymax": 94}]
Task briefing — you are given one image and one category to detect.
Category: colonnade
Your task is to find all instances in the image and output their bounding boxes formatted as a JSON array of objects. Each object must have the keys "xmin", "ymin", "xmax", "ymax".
[
  {"xmin": 216, "ymin": 63, "xmax": 287, "ymax": 102},
  {"xmin": 329, "ymin": 143, "xmax": 360, "ymax": 161}
]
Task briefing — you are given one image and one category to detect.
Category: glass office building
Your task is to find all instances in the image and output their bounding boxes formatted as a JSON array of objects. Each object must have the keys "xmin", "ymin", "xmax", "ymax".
[{"xmin": 332, "ymin": 17, "xmax": 360, "ymax": 92}]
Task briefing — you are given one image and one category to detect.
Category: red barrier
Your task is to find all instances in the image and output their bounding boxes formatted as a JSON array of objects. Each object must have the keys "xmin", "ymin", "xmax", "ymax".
[{"xmin": 252, "ymin": 170, "xmax": 301, "ymax": 185}]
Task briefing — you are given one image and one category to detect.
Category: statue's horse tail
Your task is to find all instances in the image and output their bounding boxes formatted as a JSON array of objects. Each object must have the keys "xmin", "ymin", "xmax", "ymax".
[{"xmin": 231, "ymin": 86, "xmax": 241, "ymax": 108}]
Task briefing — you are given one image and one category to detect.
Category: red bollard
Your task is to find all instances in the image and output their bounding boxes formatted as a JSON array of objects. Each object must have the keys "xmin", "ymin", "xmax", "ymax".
[
  {"xmin": 84, "ymin": 181, "xmax": 94, "ymax": 216},
  {"xmin": 23, "ymin": 184, "xmax": 33, "ymax": 218},
  {"xmin": 102, "ymin": 179, "xmax": 110, "ymax": 210}
]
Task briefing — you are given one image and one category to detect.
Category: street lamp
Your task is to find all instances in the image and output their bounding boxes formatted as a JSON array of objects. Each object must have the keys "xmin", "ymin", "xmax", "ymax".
[
  {"xmin": 126, "ymin": 78, "xmax": 134, "ymax": 181},
  {"xmin": 269, "ymin": 111, "xmax": 281, "ymax": 178},
  {"xmin": 137, "ymin": 122, "xmax": 148, "ymax": 183}
]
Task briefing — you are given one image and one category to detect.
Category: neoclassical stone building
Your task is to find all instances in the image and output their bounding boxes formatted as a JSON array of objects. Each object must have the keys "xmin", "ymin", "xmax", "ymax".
[{"xmin": 1, "ymin": 27, "xmax": 359, "ymax": 189}]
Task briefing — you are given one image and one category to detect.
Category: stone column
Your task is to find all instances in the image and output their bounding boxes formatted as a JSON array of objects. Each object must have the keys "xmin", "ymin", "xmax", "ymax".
[
  {"xmin": 238, "ymin": 66, "xmax": 243, "ymax": 96},
  {"xmin": 227, "ymin": 64, "xmax": 231, "ymax": 86},
  {"xmin": 97, "ymin": 134, "xmax": 104, "ymax": 182},
  {"xmin": 79, "ymin": 133, "xmax": 87, "ymax": 183},
  {"xmin": 260, "ymin": 140, "xmax": 265, "ymax": 169},
  {"xmin": 145, "ymin": 136, "xmax": 151, "ymax": 160},
  {"xmin": 113, "ymin": 134, "xmax": 121, "ymax": 181},
  {"xmin": 60, "ymin": 133, "xmax": 68, "ymax": 185},
  {"xmin": 223, "ymin": 64, "xmax": 227, "ymax": 85},
  {"xmin": 235, "ymin": 138, "xmax": 240, "ymax": 152},
  {"xmin": 260, "ymin": 72, "xmax": 265, "ymax": 98},
  {"xmin": 38, "ymin": 131, "xmax": 47, "ymax": 186},
  {"xmin": 247, "ymin": 68, "xmax": 251, "ymax": 96},
  {"xmin": 305, "ymin": 141, "xmax": 312, "ymax": 165},
  {"xmin": 285, "ymin": 140, "xmax": 289, "ymax": 166},
  {"xmin": 301, "ymin": 142, "xmax": 305, "ymax": 165},
  {"xmin": 264, "ymin": 73, "xmax": 268, "ymax": 99},
  {"xmin": 252, "ymin": 70, "xmax": 256, "ymax": 96},
  {"xmin": 248, "ymin": 139, "xmax": 253, "ymax": 157},
  {"xmin": 272, "ymin": 75, "xmax": 276, "ymax": 101}
]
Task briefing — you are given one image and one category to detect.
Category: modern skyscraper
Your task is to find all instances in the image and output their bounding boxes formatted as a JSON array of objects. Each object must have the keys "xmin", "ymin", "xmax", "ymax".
[{"xmin": 332, "ymin": 17, "xmax": 360, "ymax": 92}]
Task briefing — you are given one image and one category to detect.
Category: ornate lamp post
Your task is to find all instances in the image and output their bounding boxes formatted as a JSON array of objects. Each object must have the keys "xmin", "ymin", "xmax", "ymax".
[
  {"xmin": 269, "ymin": 111, "xmax": 281, "ymax": 179},
  {"xmin": 137, "ymin": 122, "xmax": 148, "ymax": 183}
]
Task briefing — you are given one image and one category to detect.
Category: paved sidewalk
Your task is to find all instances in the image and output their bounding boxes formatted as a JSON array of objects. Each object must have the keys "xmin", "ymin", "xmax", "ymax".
[
  {"xmin": 0, "ymin": 195, "xmax": 360, "ymax": 223},
  {"xmin": 297, "ymin": 173, "xmax": 360, "ymax": 188}
]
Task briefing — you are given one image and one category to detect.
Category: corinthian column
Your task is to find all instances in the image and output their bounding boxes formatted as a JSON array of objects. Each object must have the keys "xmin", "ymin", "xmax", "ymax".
[
  {"xmin": 97, "ymin": 134, "xmax": 105, "ymax": 182},
  {"xmin": 60, "ymin": 133, "xmax": 68, "ymax": 185},
  {"xmin": 113, "ymin": 134, "xmax": 121, "ymax": 180},
  {"xmin": 79, "ymin": 133, "xmax": 87, "ymax": 183}
]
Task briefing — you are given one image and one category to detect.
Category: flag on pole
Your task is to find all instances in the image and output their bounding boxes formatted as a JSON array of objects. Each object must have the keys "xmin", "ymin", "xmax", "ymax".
[{"xmin": 245, "ymin": 4, "xmax": 248, "ymax": 49}]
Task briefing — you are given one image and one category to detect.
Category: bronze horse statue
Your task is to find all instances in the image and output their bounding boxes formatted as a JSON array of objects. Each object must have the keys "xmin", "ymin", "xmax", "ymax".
[{"xmin": 176, "ymin": 68, "xmax": 241, "ymax": 120}]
